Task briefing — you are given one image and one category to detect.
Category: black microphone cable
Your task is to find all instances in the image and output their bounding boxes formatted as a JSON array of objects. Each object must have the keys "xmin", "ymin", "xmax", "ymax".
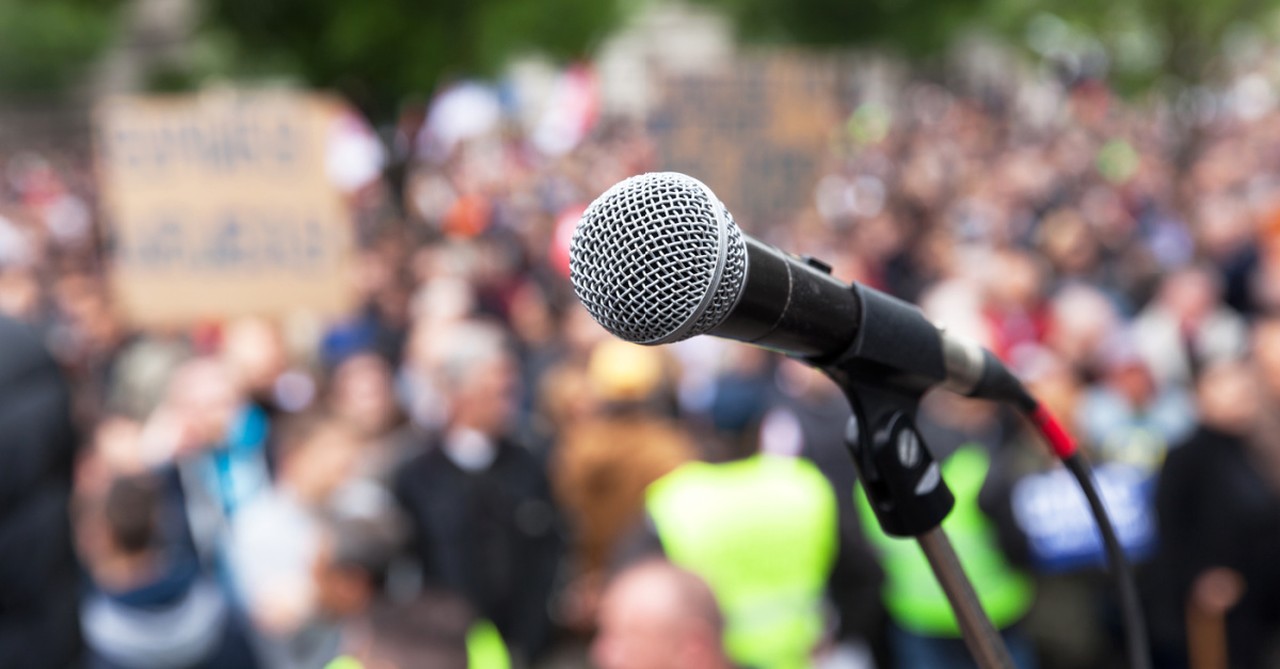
[
  {"xmin": 929, "ymin": 347, "xmax": 1152, "ymax": 669},
  {"xmin": 1008, "ymin": 386, "xmax": 1153, "ymax": 669}
]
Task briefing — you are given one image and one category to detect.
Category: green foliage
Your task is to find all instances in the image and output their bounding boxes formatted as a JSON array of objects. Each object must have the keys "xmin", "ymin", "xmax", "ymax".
[
  {"xmin": 1018, "ymin": 0, "xmax": 1276, "ymax": 91},
  {"xmin": 689, "ymin": 0, "xmax": 992, "ymax": 56},
  {"xmin": 694, "ymin": 0, "xmax": 1280, "ymax": 94},
  {"xmin": 196, "ymin": 0, "xmax": 624, "ymax": 117},
  {"xmin": 0, "ymin": 0, "xmax": 125, "ymax": 95}
]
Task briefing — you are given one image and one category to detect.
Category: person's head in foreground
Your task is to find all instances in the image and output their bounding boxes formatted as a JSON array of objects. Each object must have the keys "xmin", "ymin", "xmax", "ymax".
[{"xmin": 593, "ymin": 559, "xmax": 734, "ymax": 669}]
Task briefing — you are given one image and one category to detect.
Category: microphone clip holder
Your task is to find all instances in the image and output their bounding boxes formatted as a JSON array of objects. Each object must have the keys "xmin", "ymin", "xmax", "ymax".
[
  {"xmin": 820, "ymin": 359, "xmax": 1017, "ymax": 669},
  {"xmin": 826, "ymin": 368, "xmax": 953, "ymax": 537}
]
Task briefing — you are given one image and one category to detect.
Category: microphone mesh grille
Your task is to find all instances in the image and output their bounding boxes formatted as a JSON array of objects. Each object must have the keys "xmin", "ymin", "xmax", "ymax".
[{"xmin": 570, "ymin": 172, "xmax": 747, "ymax": 344}]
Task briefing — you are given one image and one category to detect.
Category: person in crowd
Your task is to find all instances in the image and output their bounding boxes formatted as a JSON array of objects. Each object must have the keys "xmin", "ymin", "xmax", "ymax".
[
  {"xmin": 327, "ymin": 351, "xmax": 417, "ymax": 485},
  {"xmin": 103, "ymin": 333, "xmax": 193, "ymax": 421},
  {"xmin": 311, "ymin": 508, "xmax": 408, "ymax": 629},
  {"xmin": 534, "ymin": 356, "xmax": 598, "ymax": 455},
  {"xmin": 507, "ymin": 277, "xmax": 571, "ymax": 444},
  {"xmin": 1074, "ymin": 334, "xmax": 1196, "ymax": 470},
  {"xmin": 1131, "ymin": 266, "xmax": 1248, "ymax": 387},
  {"xmin": 1041, "ymin": 284, "xmax": 1121, "ymax": 377},
  {"xmin": 222, "ymin": 317, "xmax": 294, "ymax": 421},
  {"xmin": 1147, "ymin": 360, "xmax": 1280, "ymax": 669},
  {"xmin": 630, "ymin": 404, "xmax": 880, "ymax": 669},
  {"xmin": 0, "ymin": 313, "xmax": 81, "ymax": 667},
  {"xmin": 392, "ymin": 319, "xmax": 562, "ymax": 664},
  {"xmin": 0, "ymin": 264, "xmax": 41, "ymax": 323},
  {"xmin": 979, "ymin": 249, "xmax": 1050, "ymax": 361},
  {"xmin": 227, "ymin": 413, "xmax": 364, "ymax": 669},
  {"xmin": 131, "ymin": 357, "xmax": 274, "ymax": 588},
  {"xmin": 78, "ymin": 472, "xmax": 256, "ymax": 669},
  {"xmin": 592, "ymin": 559, "xmax": 735, "ymax": 669},
  {"xmin": 758, "ymin": 359, "xmax": 889, "ymax": 664},
  {"xmin": 313, "ymin": 509, "xmax": 511, "ymax": 669},
  {"xmin": 707, "ymin": 346, "xmax": 775, "ymax": 448},
  {"xmin": 325, "ymin": 592, "xmax": 498, "ymax": 669},
  {"xmin": 1247, "ymin": 317, "xmax": 1280, "ymax": 479},
  {"xmin": 551, "ymin": 340, "xmax": 694, "ymax": 630},
  {"xmin": 48, "ymin": 272, "xmax": 128, "ymax": 422}
]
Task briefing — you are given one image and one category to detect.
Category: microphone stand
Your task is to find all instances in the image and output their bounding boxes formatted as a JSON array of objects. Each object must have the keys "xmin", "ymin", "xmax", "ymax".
[
  {"xmin": 918, "ymin": 527, "xmax": 1016, "ymax": 669},
  {"xmin": 822, "ymin": 366, "xmax": 1016, "ymax": 669}
]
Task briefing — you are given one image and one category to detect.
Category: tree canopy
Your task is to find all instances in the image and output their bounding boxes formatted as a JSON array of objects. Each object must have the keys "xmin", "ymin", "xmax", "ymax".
[
  {"xmin": 195, "ymin": 0, "xmax": 624, "ymax": 117},
  {"xmin": 0, "ymin": 0, "xmax": 125, "ymax": 95},
  {"xmin": 1, "ymin": 0, "xmax": 1275, "ymax": 113},
  {"xmin": 692, "ymin": 0, "xmax": 1280, "ymax": 96}
]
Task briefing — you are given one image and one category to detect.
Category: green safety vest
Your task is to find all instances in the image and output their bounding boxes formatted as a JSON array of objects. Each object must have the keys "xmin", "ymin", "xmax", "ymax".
[
  {"xmin": 324, "ymin": 617, "xmax": 511, "ymax": 669},
  {"xmin": 855, "ymin": 445, "xmax": 1034, "ymax": 637},
  {"xmin": 465, "ymin": 619, "xmax": 511, "ymax": 669},
  {"xmin": 646, "ymin": 455, "xmax": 838, "ymax": 669}
]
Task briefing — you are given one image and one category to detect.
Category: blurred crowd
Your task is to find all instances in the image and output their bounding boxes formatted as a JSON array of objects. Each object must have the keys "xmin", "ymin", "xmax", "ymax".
[{"xmin": 4, "ymin": 60, "xmax": 1280, "ymax": 669}]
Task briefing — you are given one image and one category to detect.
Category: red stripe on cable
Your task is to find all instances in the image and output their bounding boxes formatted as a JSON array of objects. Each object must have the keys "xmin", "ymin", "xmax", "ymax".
[{"xmin": 1030, "ymin": 404, "xmax": 1076, "ymax": 458}]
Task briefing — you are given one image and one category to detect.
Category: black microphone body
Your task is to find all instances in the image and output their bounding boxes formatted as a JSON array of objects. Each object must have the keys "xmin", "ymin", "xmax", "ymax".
[
  {"xmin": 569, "ymin": 172, "xmax": 1020, "ymax": 402},
  {"xmin": 713, "ymin": 236, "xmax": 858, "ymax": 357},
  {"xmin": 714, "ymin": 237, "xmax": 947, "ymax": 393}
]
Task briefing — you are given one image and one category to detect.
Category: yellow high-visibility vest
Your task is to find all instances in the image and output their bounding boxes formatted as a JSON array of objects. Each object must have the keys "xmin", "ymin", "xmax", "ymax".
[
  {"xmin": 324, "ymin": 617, "xmax": 510, "ymax": 669},
  {"xmin": 647, "ymin": 455, "xmax": 838, "ymax": 669},
  {"xmin": 856, "ymin": 445, "xmax": 1034, "ymax": 636}
]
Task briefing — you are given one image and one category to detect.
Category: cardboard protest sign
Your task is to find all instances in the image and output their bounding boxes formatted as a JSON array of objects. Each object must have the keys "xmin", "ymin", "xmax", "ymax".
[
  {"xmin": 649, "ymin": 53, "xmax": 836, "ymax": 229},
  {"xmin": 96, "ymin": 90, "xmax": 357, "ymax": 326}
]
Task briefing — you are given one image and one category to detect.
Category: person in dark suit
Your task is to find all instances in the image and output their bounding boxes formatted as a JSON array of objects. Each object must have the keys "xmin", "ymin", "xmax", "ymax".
[
  {"xmin": 1148, "ymin": 360, "xmax": 1280, "ymax": 669},
  {"xmin": 392, "ymin": 319, "xmax": 562, "ymax": 664},
  {"xmin": 0, "ymin": 314, "xmax": 82, "ymax": 667}
]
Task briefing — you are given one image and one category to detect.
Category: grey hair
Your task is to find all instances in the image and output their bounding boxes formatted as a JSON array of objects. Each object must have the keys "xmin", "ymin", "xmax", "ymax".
[{"xmin": 426, "ymin": 319, "xmax": 510, "ymax": 388}]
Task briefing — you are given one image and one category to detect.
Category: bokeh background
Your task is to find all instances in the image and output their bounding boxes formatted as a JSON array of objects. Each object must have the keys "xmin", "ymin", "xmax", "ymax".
[{"xmin": 5, "ymin": 0, "xmax": 1280, "ymax": 668}]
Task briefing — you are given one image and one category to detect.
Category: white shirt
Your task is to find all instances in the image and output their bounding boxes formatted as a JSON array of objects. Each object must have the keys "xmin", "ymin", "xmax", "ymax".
[{"xmin": 228, "ymin": 488, "xmax": 339, "ymax": 669}]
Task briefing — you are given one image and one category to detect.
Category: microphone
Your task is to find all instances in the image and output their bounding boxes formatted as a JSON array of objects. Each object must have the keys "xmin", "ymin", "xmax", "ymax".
[
  {"xmin": 570, "ymin": 174, "xmax": 1153, "ymax": 669},
  {"xmin": 569, "ymin": 172, "xmax": 1025, "ymax": 402}
]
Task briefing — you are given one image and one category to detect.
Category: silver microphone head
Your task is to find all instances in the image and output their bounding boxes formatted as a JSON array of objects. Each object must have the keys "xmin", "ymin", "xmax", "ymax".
[{"xmin": 569, "ymin": 172, "xmax": 748, "ymax": 345}]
